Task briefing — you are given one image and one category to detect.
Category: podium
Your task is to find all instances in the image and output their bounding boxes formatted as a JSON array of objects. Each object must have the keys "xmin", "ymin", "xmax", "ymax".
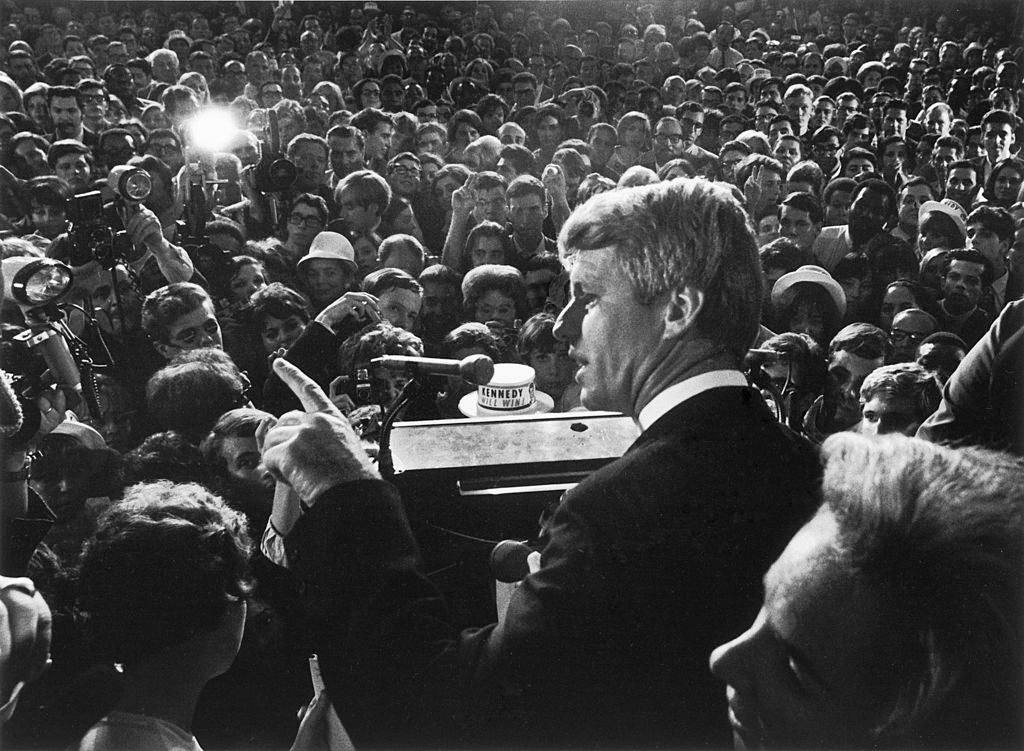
[{"xmin": 388, "ymin": 411, "xmax": 640, "ymax": 626}]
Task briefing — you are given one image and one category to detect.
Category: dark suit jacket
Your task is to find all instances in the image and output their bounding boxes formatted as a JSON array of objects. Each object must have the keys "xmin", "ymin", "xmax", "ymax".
[
  {"xmin": 285, "ymin": 385, "xmax": 820, "ymax": 748},
  {"xmin": 918, "ymin": 299, "xmax": 1024, "ymax": 455}
]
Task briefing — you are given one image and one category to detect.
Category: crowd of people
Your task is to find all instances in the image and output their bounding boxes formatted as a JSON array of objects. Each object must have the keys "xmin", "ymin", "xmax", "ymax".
[{"xmin": 0, "ymin": 0, "xmax": 1023, "ymax": 748}]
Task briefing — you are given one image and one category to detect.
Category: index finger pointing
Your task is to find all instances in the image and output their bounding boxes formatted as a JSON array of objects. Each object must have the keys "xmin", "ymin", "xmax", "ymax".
[{"xmin": 273, "ymin": 359, "xmax": 341, "ymax": 416}]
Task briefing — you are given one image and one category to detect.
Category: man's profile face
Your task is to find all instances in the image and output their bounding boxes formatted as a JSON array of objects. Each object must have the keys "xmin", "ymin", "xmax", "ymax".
[
  {"xmin": 552, "ymin": 246, "xmax": 667, "ymax": 414},
  {"xmin": 219, "ymin": 435, "xmax": 274, "ymax": 498}
]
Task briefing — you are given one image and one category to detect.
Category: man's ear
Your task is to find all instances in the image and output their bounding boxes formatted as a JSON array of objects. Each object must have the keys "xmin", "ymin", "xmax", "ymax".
[{"xmin": 662, "ymin": 286, "xmax": 705, "ymax": 340}]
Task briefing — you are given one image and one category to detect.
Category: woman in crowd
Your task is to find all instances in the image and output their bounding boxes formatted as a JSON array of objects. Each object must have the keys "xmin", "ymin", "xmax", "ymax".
[{"xmin": 75, "ymin": 481, "xmax": 253, "ymax": 751}]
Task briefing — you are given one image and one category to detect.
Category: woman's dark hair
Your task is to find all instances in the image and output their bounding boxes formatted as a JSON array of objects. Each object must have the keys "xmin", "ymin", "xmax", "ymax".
[
  {"xmin": 517, "ymin": 312, "xmax": 558, "ymax": 355},
  {"xmin": 778, "ymin": 281, "xmax": 843, "ymax": 346},
  {"xmin": 145, "ymin": 348, "xmax": 250, "ymax": 443},
  {"xmin": 121, "ymin": 431, "xmax": 209, "ymax": 486},
  {"xmin": 441, "ymin": 321, "xmax": 502, "ymax": 360},
  {"xmin": 77, "ymin": 480, "xmax": 254, "ymax": 665},
  {"xmin": 460, "ymin": 263, "xmax": 529, "ymax": 322},
  {"xmin": 249, "ymin": 282, "xmax": 311, "ymax": 327}
]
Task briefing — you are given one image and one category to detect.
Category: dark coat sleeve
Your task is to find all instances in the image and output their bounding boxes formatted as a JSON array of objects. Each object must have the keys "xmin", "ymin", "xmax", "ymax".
[{"xmin": 917, "ymin": 300, "xmax": 1024, "ymax": 454}]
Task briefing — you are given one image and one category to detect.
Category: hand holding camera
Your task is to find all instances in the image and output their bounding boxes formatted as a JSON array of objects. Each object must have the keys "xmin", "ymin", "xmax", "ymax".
[{"xmin": 315, "ymin": 292, "xmax": 382, "ymax": 337}]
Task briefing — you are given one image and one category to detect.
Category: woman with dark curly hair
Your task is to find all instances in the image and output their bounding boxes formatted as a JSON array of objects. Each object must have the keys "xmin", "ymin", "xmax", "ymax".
[
  {"xmin": 75, "ymin": 481, "xmax": 253, "ymax": 751},
  {"xmin": 461, "ymin": 263, "xmax": 529, "ymax": 328}
]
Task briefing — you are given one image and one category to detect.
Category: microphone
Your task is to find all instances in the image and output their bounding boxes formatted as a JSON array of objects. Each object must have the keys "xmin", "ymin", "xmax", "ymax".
[
  {"xmin": 743, "ymin": 348, "xmax": 779, "ymax": 369},
  {"xmin": 371, "ymin": 354, "xmax": 495, "ymax": 386},
  {"xmin": 490, "ymin": 539, "xmax": 536, "ymax": 583}
]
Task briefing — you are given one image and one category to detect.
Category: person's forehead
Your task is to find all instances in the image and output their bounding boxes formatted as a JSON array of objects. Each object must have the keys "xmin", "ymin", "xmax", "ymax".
[
  {"xmin": 902, "ymin": 184, "xmax": 932, "ymax": 200},
  {"xmin": 172, "ymin": 300, "xmax": 216, "ymax": 326},
  {"xmin": 381, "ymin": 287, "xmax": 421, "ymax": 306},
  {"xmin": 948, "ymin": 259, "xmax": 983, "ymax": 276}
]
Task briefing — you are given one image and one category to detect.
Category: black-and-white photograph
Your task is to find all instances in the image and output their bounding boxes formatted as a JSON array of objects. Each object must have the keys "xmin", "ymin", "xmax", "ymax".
[{"xmin": 0, "ymin": 1, "xmax": 1022, "ymax": 748}]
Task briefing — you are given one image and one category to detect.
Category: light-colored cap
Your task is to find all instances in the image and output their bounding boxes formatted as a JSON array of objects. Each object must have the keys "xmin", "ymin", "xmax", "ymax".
[
  {"xmin": 297, "ymin": 231, "xmax": 357, "ymax": 272},
  {"xmin": 771, "ymin": 264, "xmax": 847, "ymax": 317}
]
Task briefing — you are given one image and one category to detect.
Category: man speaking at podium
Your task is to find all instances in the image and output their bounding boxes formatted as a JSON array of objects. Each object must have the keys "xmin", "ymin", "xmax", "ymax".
[{"xmin": 261, "ymin": 178, "xmax": 820, "ymax": 748}]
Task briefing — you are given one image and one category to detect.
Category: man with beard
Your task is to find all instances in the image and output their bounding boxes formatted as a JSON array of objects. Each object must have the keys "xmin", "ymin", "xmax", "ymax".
[
  {"xmin": 812, "ymin": 179, "xmax": 896, "ymax": 272},
  {"xmin": 327, "ymin": 125, "xmax": 367, "ymax": 186},
  {"xmin": 46, "ymin": 85, "xmax": 98, "ymax": 149},
  {"xmin": 936, "ymin": 249, "xmax": 993, "ymax": 348}
]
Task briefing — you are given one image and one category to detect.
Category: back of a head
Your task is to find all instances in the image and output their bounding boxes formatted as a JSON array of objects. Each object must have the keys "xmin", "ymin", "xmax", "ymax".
[
  {"xmin": 819, "ymin": 433, "xmax": 1024, "ymax": 748},
  {"xmin": 145, "ymin": 348, "xmax": 248, "ymax": 442},
  {"xmin": 77, "ymin": 481, "xmax": 253, "ymax": 666}
]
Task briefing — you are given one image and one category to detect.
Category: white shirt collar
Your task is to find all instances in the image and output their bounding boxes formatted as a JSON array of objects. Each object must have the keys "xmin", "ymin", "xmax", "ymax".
[{"xmin": 636, "ymin": 370, "xmax": 748, "ymax": 432}]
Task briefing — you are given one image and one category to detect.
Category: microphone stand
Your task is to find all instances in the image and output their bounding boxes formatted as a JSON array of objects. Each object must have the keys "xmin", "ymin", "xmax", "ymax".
[{"xmin": 376, "ymin": 376, "xmax": 425, "ymax": 480}]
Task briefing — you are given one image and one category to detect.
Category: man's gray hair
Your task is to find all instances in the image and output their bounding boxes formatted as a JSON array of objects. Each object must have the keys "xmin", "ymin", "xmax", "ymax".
[
  {"xmin": 558, "ymin": 177, "xmax": 763, "ymax": 362},
  {"xmin": 820, "ymin": 433, "xmax": 1024, "ymax": 747}
]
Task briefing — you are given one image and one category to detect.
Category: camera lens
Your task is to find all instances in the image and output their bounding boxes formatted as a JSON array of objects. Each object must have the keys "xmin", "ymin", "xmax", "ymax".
[{"xmin": 122, "ymin": 170, "xmax": 152, "ymax": 201}]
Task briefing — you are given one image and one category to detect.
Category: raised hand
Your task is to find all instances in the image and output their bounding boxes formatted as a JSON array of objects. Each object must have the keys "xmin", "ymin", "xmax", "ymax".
[{"xmin": 260, "ymin": 359, "xmax": 379, "ymax": 504}]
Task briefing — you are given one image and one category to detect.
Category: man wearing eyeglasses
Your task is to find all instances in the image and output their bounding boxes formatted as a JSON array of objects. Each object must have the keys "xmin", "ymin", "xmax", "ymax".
[
  {"xmin": 386, "ymin": 152, "xmax": 422, "ymax": 201},
  {"xmin": 888, "ymin": 308, "xmax": 939, "ymax": 363},
  {"xmin": 76, "ymin": 79, "xmax": 110, "ymax": 133},
  {"xmin": 674, "ymin": 102, "xmax": 717, "ymax": 175},
  {"xmin": 141, "ymin": 282, "xmax": 223, "ymax": 360},
  {"xmin": 649, "ymin": 117, "xmax": 684, "ymax": 170}
]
